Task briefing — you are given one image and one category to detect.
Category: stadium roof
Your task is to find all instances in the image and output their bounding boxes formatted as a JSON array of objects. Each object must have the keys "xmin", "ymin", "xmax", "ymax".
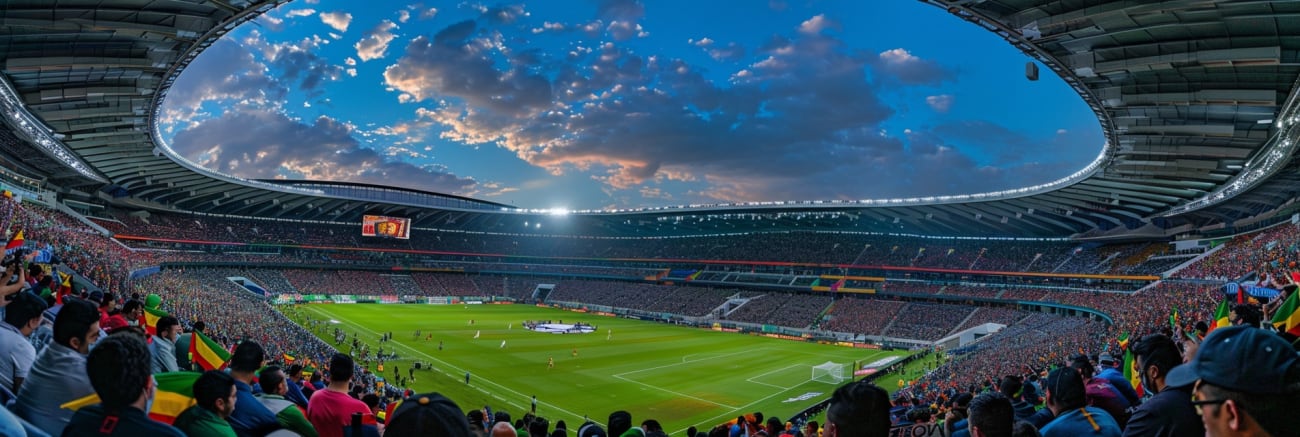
[{"xmin": 1, "ymin": 0, "xmax": 1299, "ymax": 238}]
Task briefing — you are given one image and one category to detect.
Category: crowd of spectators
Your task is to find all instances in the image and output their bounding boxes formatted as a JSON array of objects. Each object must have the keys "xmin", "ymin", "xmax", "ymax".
[
  {"xmin": 822, "ymin": 298, "xmax": 906, "ymax": 335},
  {"xmin": 883, "ymin": 303, "xmax": 976, "ymax": 341},
  {"xmin": 721, "ymin": 293, "xmax": 831, "ymax": 328}
]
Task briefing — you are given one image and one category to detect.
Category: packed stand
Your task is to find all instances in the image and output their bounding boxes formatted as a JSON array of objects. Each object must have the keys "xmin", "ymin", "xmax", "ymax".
[
  {"xmin": 883, "ymin": 303, "xmax": 975, "ymax": 341},
  {"xmin": 721, "ymin": 293, "xmax": 831, "ymax": 328},
  {"xmin": 821, "ymin": 298, "xmax": 905, "ymax": 335}
]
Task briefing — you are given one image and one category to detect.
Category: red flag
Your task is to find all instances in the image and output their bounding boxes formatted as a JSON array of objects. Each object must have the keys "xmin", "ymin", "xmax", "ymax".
[{"xmin": 4, "ymin": 230, "xmax": 24, "ymax": 251}]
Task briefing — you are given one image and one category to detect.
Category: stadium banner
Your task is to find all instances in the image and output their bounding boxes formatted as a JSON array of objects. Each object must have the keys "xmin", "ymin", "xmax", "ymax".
[
  {"xmin": 890, "ymin": 423, "xmax": 945, "ymax": 437},
  {"xmin": 361, "ymin": 215, "xmax": 411, "ymax": 240}
]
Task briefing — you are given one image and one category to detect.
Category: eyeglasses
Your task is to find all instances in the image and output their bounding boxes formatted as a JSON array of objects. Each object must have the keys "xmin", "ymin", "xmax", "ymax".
[{"xmin": 1191, "ymin": 379, "xmax": 1228, "ymax": 416}]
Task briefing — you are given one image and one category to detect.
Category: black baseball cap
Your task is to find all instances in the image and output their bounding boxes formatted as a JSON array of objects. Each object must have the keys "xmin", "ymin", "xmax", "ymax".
[{"xmin": 1166, "ymin": 325, "xmax": 1298, "ymax": 394}]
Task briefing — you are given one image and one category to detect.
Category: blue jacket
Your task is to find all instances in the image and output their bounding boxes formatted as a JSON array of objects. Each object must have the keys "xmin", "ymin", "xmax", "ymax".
[
  {"xmin": 1041, "ymin": 407, "xmax": 1122, "ymax": 437},
  {"xmin": 228, "ymin": 379, "xmax": 282, "ymax": 437},
  {"xmin": 1098, "ymin": 367, "xmax": 1141, "ymax": 406}
]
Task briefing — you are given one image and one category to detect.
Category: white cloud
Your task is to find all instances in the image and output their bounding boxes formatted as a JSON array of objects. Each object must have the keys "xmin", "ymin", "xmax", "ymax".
[
  {"xmin": 397, "ymin": 10, "xmax": 411, "ymax": 23},
  {"xmin": 345, "ymin": 57, "xmax": 357, "ymax": 66},
  {"xmin": 925, "ymin": 94, "xmax": 954, "ymax": 113},
  {"xmin": 319, "ymin": 11, "xmax": 352, "ymax": 32},
  {"xmin": 799, "ymin": 14, "xmax": 836, "ymax": 34},
  {"xmin": 689, "ymin": 37, "xmax": 714, "ymax": 47},
  {"xmin": 355, "ymin": 20, "xmax": 400, "ymax": 62},
  {"xmin": 286, "ymin": 9, "xmax": 316, "ymax": 17}
]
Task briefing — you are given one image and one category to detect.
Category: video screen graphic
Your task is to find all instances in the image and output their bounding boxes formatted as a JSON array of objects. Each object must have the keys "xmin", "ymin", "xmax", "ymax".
[{"xmin": 361, "ymin": 215, "xmax": 411, "ymax": 240}]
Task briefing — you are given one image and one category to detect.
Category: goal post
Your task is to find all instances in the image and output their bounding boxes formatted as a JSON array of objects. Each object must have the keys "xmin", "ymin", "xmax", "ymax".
[{"xmin": 811, "ymin": 361, "xmax": 848, "ymax": 384}]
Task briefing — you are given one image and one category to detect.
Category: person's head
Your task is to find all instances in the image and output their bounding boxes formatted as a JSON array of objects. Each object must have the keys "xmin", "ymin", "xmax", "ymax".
[
  {"xmin": 258, "ymin": 365, "xmax": 287, "ymax": 395},
  {"xmin": 121, "ymin": 299, "xmax": 143, "ymax": 320},
  {"xmin": 608, "ymin": 411, "xmax": 632, "ymax": 437},
  {"xmin": 1130, "ymin": 333, "xmax": 1182, "ymax": 393},
  {"xmin": 329, "ymin": 353, "xmax": 354, "ymax": 382},
  {"xmin": 191, "ymin": 320, "xmax": 205, "ymax": 333},
  {"xmin": 1044, "ymin": 367, "xmax": 1087, "ymax": 414},
  {"xmin": 27, "ymin": 263, "xmax": 43, "ymax": 278},
  {"xmin": 4, "ymin": 290, "xmax": 47, "ymax": 335},
  {"xmin": 287, "ymin": 363, "xmax": 304, "ymax": 380},
  {"xmin": 53, "ymin": 297, "xmax": 100, "ymax": 354},
  {"xmin": 1068, "ymin": 354, "xmax": 1095, "ymax": 378},
  {"xmin": 998, "ymin": 375, "xmax": 1023, "ymax": 400},
  {"xmin": 193, "ymin": 370, "xmax": 237, "ymax": 418},
  {"xmin": 531, "ymin": 416, "xmax": 551, "ymax": 437},
  {"xmin": 825, "ymin": 381, "xmax": 890, "ymax": 437},
  {"xmin": 229, "ymin": 341, "xmax": 266, "ymax": 373},
  {"xmin": 1098, "ymin": 353, "xmax": 1117, "ymax": 369},
  {"xmin": 387, "ymin": 393, "xmax": 473, "ymax": 437},
  {"xmin": 1166, "ymin": 326, "xmax": 1300, "ymax": 437},
  {"xmin": 1231, "ymin": 304, "xmax": 1261, "ymax": 327},
  {"xmin": 967, "ymin": 392, "xmax": 1013, "ymax": 437},
  {"xmin": 362, "ymin": 393, "xmax": 380, "ymax": 412},
  {"xmin": 157, "ymin": 316, "xmax": 180, "ymax": 341},
  {"xmin": 1010, "ymin": 420, "xmax": 1041, "ymax": 437},
  {"xmin": 493, "ymin": 421, "xmax": 517, "ymax": 437},
  {"xmin": 86, "ymin": 333, "xmax": 153, "ymax": 411}
]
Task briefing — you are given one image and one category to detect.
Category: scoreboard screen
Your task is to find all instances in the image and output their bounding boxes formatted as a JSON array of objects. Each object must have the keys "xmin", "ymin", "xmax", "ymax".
[{"xmin": 361, "ymin": 215, "xmax": 411, "ymax": 239}]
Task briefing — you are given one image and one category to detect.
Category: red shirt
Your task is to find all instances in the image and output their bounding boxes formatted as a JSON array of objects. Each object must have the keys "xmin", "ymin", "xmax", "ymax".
[{"xmin": 307, "ymin": 389, "xmax": 370, "ymax": 437}]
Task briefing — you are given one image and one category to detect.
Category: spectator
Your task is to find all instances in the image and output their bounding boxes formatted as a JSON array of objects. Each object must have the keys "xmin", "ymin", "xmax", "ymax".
[
  {"xmin": 608, "ymin": 411, "xmax": 632, "ymax": 437},
  {"xmin": 150, "ymin": 316, "xmax": 181, "ymax": 373},
  {"xmin": 1, "ymin": 291, "xmax": 47, "ymax": 393},
  {"xmin": 226, "ymin": 341, "xmax": 282, "ymax": 437},
  {"xmin": 307, "ymin": 353, "xmax": 371, "ymax": 437},
  {"xmin": 255, "ymin": 365, "xmax": 318, "ymax": 437},
  {"xmin": 493, "ymin": 421, "xmax": 518, "ymax": 437},
  {"xmin": 103, "ymin": 299, "xmax": 142, "ymax": 333},
  {"xmin": 945, "ymin": 393, "xmax": 973, "ymax": 437},
  {"xmin": 1011, "ymin": 421, "xmax": 1041, "ymax": 437},
  {"xmin": 174, "ymin": 320, "xmax": 203, "ymax": 371},
  {"xmin": 385, "ymin": 392, "xmax": 472, "ymax": 437},
  {"xmin": 1039, "ymin": 368, "xmax": 1121, "ymax": 437},
  {"xmin": 62, "ymin": 333, "xmax": 185, "ymax": 436},
  {"xmin": 824, "ymin": 381, "xmax": 891, "ymax": 437},
  {"xmin": 174, "ymin": 371, "xmax": 239, "ymax": 437},
  {"xmin": 968, "ymin": 392, "xmax": 1014, "ymax": 437},
  {"xmin": 1000, "ymin": 376, "xmax": 1036, "ymax": 420},
  {"xmin": 14, "ymin": 297, "xmax": 100, "ymax": 436},
  {"xmin": 1167, "ymin": 326, "xmax": 1300, "ymax": 437},
  {"xmin": 1231, "ymin": 304, "xmax": 1261, "ymax": 328},
  {"xmin": 1095, "ymin": 354, "xmax": 1141, "ymax": 409},
  {"xmin": 1122, "ymin": 334, "xmax": 1203, "ymax": 437}
]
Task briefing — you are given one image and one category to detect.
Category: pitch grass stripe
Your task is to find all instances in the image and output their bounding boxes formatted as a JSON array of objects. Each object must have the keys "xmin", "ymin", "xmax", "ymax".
[
  {"xmin": 610, "ymin": 373, "xmax": 738, "ymax": 409},
  {"xmin": 301, "ymin": 306, "xmax": 555, "ymax": 419}
]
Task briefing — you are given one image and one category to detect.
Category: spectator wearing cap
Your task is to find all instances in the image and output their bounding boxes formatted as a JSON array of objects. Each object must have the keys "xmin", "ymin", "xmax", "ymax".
[
  {"xmin": 14, "ymin": 297, "xmax": 100, "ymax": 436},
  {"xmin": 254, "ymin": 365, "xmax": 318, "ymax": 437},
  {"xmin": 1023, "ymin": 373, "xmax": 1043, "ymax": 406},
  {"xmin": 824, "ymin": 381, "xmax": 891, "ymax": 437},
  {"xmin": 1121, "ymin": 333, "xmax": 1203, "ymax": 437},
  {"xmin": 1039, "ymin": 368, "xmax": 1121, "ymax": 437},
  {"xmin": 967, "ymin": 392, "xmax": 1014, "ymax": 437},
  {"xmin": 0, "ymin": 291, "xmax": 47, "ymax": 393},
  {"xmin": 578, "ymin": 421, "xmax": 607, "ymax": 437},
  {"xmin": 1166, "ymin": 325, "xmax": 1300, "ymax": 437},
  {"xmin": 150, "ymin": 316, "xmax": 181, "ymax": 373},
  {"xmin": 174, "ymin": 320, "xmax": 203, "ymax": 371},
  {"xmin": 61, "ymin": 333, "xmax": 186, "ymax": 436},
  {"xmin": 174, "ymin": 371, "xmax": 239, "ymax": 437},
  {"xmin": 227, "ymin": 341, "xmax": 283, "ymax": 437},
  {"xmin": 307, "ymin": 353, "xmax": 372, "ymax": 437},
  {"xmin": 385, "ymin": 392, "xmax": 472, "ymax": 437},
  {"xmin": 1096, "ymin": 354, "xmax": 1141, "ymax": 407}
]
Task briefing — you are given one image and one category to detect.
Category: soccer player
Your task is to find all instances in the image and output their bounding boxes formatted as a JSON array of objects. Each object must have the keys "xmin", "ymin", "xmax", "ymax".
[
  {"xmin": 571, "ymin": 348, "xmax": 578, "ymax": 358},
  {"xmin": 474, "ymin": 330, "xmax": 480, "ymax": 339},
  {"xmin": 500, "ymin": 340, "xmax": 506, "ymax": 349},
  {"xmin": 548, "ymin": 357, "xmax": 554, "ymax": 369}
]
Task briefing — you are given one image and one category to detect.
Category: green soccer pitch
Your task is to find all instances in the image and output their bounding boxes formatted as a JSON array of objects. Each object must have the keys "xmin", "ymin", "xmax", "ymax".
[{"xmin": 285, "ymin": 303, "xmax": 914, "ymax": 434}]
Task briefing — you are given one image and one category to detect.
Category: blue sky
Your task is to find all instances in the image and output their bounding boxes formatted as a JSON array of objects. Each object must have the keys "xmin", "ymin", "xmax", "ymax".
[{"xmin": 158, "ymin": 0, "xmax": 1103, "ymax": 210}]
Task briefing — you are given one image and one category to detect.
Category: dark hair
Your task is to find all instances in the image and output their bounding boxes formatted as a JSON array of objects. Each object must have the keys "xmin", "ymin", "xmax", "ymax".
[
  {"xmin": 192, "ymin": 320, "xmax": 206, "ymax": 333},
  {"xmin": 1130, "ymin": 334, "xmax": 1181, "ymax": 380},
  {"xmin": 386, "ymin": 392, "xmax": 472, "ymax": 437},
  {"xmin": 1046, "ymin": 368, "xmax": 1086, "ymax": 410},
  {"xmin": 193, "ymin": 370, "xmax": 236, "ymax": 411},
  {"xmin": 121, "ymin": 299, "xmax": 142, "ymax": 315},
  {"xmin": 1068, "ymin": 355, "xmax": 1094, "ymax": 377},
  {"xmin": 826, "ymin": 381, "xmax": 891, "ymax": 437},
  {"xmin": 258, "ymin": 365, "xmax": 285, "ymax": 394},
  {"xmin": 968, "ymin": 392, "xmax": 1014, "ymax": 437},
  {"xmin": 3, "ymin": 291, "xmax": 47, "ymax": 327},
  {"xmin": 86, "ymin": 333, "xmax": 152, "ymax": 410},
  {"xmin": 329, "ymin": 353, "xmax": 354, "ymax": 382},
  {"xmin": 156, "ymin": 316, "xmax": 179, "ymax": 335},
  {"xmin": 1199, "ymin": 378, "xmax": 1300, "ymax": 437},
  {"xmin": 229, "ymin": 341, "xmax": 265, "ymax": 372},
  {"xmin": 530, "ymin": 416, "xmax": 550, "ymax": 437},
  {"xmin": 1011, "ymin": 420, "xmax": 1041, "ymax": 437},
  {"xmin": 1233, "ymin": 304, "xmax": 1262, "ymax": 327},
  {"xmin": 53, "ymin": 297, "xmax": 99, "ymax": 348},
  {"xmin": 999, "ymin": 375, "xmax": 1023, "ymax": 399}
]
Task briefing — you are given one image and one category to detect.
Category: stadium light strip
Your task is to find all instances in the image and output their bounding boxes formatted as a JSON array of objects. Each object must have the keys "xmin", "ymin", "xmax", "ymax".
[{"xmin": 0, "ymin": 74, "xmax": 108, "ymax": 183}]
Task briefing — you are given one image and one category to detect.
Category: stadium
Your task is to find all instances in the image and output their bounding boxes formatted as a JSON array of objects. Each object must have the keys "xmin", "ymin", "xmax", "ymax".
[{"xmin": 1, "ymin": 0, "xmax": 1299, "ymax": 436}]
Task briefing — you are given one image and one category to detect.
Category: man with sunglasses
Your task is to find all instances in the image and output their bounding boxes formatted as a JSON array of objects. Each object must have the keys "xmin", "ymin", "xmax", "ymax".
[{"xmin": 1165, "ymin": 325, "xmax": 1300, "ymax": 437}]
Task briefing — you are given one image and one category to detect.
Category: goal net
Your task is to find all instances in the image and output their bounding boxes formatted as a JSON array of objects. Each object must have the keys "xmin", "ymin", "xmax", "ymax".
[{"xmin": 811, "ymin": 361, "xmax": 848, "ymax": 384}]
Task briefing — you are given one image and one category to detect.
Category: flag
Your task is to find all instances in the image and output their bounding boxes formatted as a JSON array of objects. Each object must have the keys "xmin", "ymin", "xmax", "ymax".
[
  {"xmin": 282, "ymin": 353, "xmax": 295, "ymax": 363},
  {"xmin": 1117, "ymin": 332, "xmax": 1130, "ymax": 350},
  {"xmin": 1123, "ymin": 349, "xmax": 1145, "ymax": 398},
  {"xmin": 143, "ymin": 307, "xmax": 168, "ymax": 336},
  {"xmin": 4, "ymin": 230, "xmax": 23, "ymax": 251},
  {"xmin": 1209, "ymin": 300, "xmax": 1231, "ymax": 333},
  {"xmin": 61, "ymin": 371, "xmax": 200, "ymax": 425},
  {"xmin": 56, "ymin": 271, "xmax": 72, "ymax": 305},
  {"xmin": 190, "ymin": 330, "xmax": 231, "ymax": 371},
  {"xmin": 1169, "ymin": 308, "xmax": 1180, "ymax": 330},
  {"xmin": 1270, "ymin": 290, "xmax": 1300, "ymax": 336}
]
